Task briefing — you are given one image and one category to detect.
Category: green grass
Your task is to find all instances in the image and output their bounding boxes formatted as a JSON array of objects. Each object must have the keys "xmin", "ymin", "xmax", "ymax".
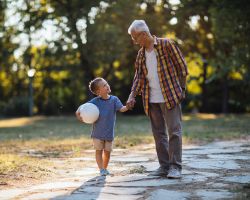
[
  {"xmin": 0, "ymin": 116, "xmax": 92, "ymax": 140},
  {"xmin": 182, "ymin": 114, "xmax": 250, "ymax": 142},
  {"xmin": 0, "ymin": 113, "xmax": 249, "ymax": 160},
  {"xmin": 0, "ymin": 115, "xmax": 150, "ymax": 140},
  {"xmin": 1, "ymin": 114, "xmax": 249, "ymax": 143}
]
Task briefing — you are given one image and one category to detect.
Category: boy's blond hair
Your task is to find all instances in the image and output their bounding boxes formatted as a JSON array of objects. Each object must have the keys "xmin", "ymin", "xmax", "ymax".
[{"xmin": 89, "ymin": 77, "xmax": 104, "ymax": 95}]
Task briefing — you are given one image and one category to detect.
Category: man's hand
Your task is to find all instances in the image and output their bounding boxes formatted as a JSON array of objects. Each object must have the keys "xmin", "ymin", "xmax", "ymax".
[
  {"xmin": 126, "ymin": 95, "xmax": 136, "ymax": 110},
  {"xmin": 180, "ymin": 89, "xmax": 186, "ymax": 101}
]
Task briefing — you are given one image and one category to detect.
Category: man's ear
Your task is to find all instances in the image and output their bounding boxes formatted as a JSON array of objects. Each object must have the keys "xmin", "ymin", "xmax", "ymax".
[{"xmin": 95, "ymin": 89, "xmax": 100, "ymax": 96}]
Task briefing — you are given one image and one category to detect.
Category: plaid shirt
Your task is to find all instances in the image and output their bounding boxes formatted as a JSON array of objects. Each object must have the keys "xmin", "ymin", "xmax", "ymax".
[{"xmin": 131, "ymin": 36, "xmax": 188, "ymax": 115}]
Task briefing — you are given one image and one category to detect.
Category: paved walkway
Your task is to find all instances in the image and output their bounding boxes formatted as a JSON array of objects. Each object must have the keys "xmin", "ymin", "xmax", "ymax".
[{"xmin": 0, "ymin": 140, "xmax": 249, "ymax": 200}]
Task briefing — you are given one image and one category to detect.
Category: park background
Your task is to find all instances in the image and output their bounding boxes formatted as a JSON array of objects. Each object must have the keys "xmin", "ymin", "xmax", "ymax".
[
  {"xmin": 0, "ymin": 0, "xmax": 250, "ymax": 189},
  {"xmin": 0, "ymin": 0, "xmax": 250, "ymax": 116}
]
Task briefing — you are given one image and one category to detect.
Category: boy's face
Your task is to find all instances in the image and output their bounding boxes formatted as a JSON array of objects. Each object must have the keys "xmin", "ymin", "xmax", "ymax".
[{"xmin": 96, "ymin": 79, "xmax": 111, "ymax": 96}]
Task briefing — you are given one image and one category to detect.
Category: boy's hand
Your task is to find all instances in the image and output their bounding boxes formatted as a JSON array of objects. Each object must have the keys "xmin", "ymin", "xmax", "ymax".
[
  {"xmin": 119, "ymin": 105, "xmax": 128, "ymax": 112},
  {"xmin": 75, "ymin": 111, "xmax": 84, "ymax": 122}
]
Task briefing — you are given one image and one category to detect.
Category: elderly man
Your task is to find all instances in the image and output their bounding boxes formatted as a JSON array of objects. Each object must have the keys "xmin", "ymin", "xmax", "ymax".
[{"xmin": 126, "ymin": 20, "xmax": 188, "ymax": 178}]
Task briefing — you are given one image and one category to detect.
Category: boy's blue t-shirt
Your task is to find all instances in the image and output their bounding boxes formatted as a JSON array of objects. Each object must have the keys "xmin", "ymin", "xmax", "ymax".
[{"xmin": 88, "ymin": 95, "xmax": 123, "ymax": 141}]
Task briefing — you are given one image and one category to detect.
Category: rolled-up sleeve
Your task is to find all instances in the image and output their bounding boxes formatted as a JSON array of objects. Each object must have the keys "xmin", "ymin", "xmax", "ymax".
[{"xmin": 167, "ymin": 39, "xmax": 188, "ymax": 77}]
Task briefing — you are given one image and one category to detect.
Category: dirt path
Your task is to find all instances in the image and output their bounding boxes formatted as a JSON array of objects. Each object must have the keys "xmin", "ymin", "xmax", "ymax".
[{"xmin": 0, "ymin": 140, "xmax": 249, "ymax": 200}]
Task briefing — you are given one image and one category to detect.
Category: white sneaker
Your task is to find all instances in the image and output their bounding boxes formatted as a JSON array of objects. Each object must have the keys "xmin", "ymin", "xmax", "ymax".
[{"xmin": 167, "ymin": 168, "xmax": 181, "ymax": 179}]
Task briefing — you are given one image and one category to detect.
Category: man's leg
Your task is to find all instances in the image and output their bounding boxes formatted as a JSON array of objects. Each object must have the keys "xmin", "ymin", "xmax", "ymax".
[
  {"xmin": 162, "ymin": 103, "xmax": 182, "ymax": 178},
  {"xmin": 149, "ymin": 103, "xmax": 169, "ymax": 173}
]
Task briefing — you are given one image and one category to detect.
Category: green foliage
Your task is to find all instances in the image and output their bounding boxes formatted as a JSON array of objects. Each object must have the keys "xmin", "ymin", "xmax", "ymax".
[
  {"xmin": 174, "ymin": 0, "xmax": 250, "ymax": 113},
  {"xmin": 0, "ymin": 0, "xmax": 249, "ymax": 115},
  {"xmin": 0, "ymin": 101, "xmax": 6, "ymax": 117},
  {"xmin": 4, "ymin": 96, "xmax": 29, "ymax": 116}
]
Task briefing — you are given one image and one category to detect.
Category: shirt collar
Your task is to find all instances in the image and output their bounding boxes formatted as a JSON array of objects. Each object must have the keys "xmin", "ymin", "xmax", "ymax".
[
  {"xmin": 139, "ymin": 35, "xmax": 159, "ymax": 59},
  {"xmin": 141, "ymin": 35, "xmax": 158, "ymax": 53},
  {"xmin": 153, "ymin": 35, "xmax": 158, "ymax": 46}
]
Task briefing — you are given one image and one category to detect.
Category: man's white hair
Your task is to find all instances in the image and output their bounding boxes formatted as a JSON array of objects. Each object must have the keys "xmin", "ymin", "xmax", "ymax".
[{"xmin": 128, "ymin": 20, "xmax": 150, "ymax": 35}]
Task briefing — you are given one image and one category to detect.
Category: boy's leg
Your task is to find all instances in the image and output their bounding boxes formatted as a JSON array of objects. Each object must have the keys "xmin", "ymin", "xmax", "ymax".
[
  {"xmin": 93, "ymin": 138, "xmax": 105, "ymax": 170},
  {"xmin": 103, "ymin": 140, "xmax": 112, "ymax": 174},
  {"xmin": 95, "ymin": 150, "xmax": 104, "ymax": 170},
  {"xmin": 103, "ymin": 150, "xmax": 111, "ymax": 169}
]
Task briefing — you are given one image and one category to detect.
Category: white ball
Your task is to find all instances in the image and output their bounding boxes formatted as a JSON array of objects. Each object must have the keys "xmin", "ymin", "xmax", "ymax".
[{"xmin": 79, "ymin": 103, "xmax": 99, "ymax": 124}]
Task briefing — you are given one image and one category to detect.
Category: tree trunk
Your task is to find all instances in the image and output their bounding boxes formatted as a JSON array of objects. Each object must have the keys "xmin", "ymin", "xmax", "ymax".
[
  {"xmin": 200, "ymin": 58, "xmax": 208, "ymax": 112},
  {"xmin": 222, "ymin": 76, "xmax": 229, "ymax": 113}
]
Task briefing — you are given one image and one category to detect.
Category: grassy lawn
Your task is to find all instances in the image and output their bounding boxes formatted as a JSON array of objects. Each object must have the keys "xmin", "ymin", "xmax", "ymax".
[{"xmin": 0, "ymin": 113, "xmax": 249, "ymax": 185}]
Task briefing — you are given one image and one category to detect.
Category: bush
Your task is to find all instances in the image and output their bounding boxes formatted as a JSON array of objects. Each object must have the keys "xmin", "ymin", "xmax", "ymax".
[
  {"xmin": 0, "ymin": 101, "xmax": 6, "ymax": 117},
  {"xmin": 42, "ymin": 100, "xmax": 59, "ymax": 115},
  {"xmin": 4, "ymin": 96, "xmax": 29, "ymax": 116}
]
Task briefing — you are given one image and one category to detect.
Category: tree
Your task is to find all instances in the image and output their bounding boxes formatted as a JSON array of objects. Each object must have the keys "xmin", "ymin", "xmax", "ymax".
[
  {"xmin": 173, "ymin": 0, "xmax": 215, "ymax": 112},
  {"xmin": 0, "ymin": 0, "xmax": 21, "ymax": 115},
  {"xmin": 210, "ymin": 0, "xmax": 250, "ymax": 113}
]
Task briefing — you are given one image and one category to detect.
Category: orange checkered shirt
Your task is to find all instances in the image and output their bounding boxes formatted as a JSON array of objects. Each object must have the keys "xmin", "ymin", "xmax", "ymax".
[{"xmin": 131, "ymin": 36, "xmax": 188, "ymax": 115}]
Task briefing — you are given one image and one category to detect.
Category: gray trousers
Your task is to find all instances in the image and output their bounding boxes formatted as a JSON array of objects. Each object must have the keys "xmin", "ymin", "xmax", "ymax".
[{"xmin": 149, "ymin": 103, "xmax": 182, "ymax": 170}]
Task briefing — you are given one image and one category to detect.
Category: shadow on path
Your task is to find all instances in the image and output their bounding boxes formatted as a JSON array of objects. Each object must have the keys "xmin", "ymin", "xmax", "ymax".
[{"xmin": 52, "ymin": 176, "xmax": 106, "ymax": 200}]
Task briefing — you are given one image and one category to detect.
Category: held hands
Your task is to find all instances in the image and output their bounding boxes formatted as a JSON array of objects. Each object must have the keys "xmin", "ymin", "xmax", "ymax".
[{"xmin": 126, "ymin": 95, "xmax": 136, "ymax": 110}]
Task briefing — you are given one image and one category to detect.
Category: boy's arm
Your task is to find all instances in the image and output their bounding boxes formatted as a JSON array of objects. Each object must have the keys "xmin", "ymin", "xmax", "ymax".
[{"xmin": 119, "ymin": 105, "xmax": 128, "ymax": 112}]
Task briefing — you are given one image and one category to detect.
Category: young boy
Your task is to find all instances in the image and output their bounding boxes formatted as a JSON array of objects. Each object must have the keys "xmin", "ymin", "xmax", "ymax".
[{"xmin": 75, "ymin": 77, "xmax": 128, "ymax": 176}]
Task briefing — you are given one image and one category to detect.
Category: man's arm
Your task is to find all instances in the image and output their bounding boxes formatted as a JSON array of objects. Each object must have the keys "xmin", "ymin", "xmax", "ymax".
[
  {"xmin": 166, "ymin": 39, "xmax": 188, "ymax": 83},
  {"xmin": 127, "ymin": 70, "xmax": 140, "ymax": 107},
  {"xmin": 130, "ymin": 53, "xmax": 143, "ymax": 96},
  {"xmin": 126, "ymin": 51, "xmax": 143, "ymax": 109},
  {"xmin": 166, "ymin": 39, "xmax": 188, "ymax": 100}
]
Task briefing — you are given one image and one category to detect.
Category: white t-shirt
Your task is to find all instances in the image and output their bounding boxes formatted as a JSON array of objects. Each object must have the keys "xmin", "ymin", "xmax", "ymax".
[{"xmin": 145, "ymin": 49, "xmax": 165, "ymax": 103}]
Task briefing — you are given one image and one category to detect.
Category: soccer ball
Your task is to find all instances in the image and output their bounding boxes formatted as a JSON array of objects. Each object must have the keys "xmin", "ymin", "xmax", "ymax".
[{"xmin": 79, "ymin": 103, "xmax": 99, "ymax": 124}]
